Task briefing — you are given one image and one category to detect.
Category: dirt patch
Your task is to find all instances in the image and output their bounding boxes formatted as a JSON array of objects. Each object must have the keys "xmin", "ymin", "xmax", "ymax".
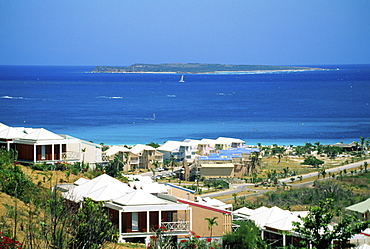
[
  {"xmin": 20, "ymin": 165, "xmax": 83, "ymax": 188},
  {"xmin": 0, "ymin": 192, "xmax": 28, "ymax": 242}
]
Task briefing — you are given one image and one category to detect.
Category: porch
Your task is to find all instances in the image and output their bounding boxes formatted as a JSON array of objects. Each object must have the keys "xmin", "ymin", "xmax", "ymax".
[{"xmin": 105, "ymin": 202, "xmax": 192, "ymax": 243}]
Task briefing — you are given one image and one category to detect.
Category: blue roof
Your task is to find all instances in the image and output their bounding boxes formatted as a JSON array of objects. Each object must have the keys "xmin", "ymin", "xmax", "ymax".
[
  {"xmin": 199, "ymin": 148, "xmax": 259, "ymax": 160},
  {"xmin": 167, "ymin": 183, "xmax": 195, "ymax": 193}
]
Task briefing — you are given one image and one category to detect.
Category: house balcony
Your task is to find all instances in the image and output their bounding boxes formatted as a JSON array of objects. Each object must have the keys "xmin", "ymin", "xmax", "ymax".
[
  {"xmin": 61, "ymin": 151, "xmax": 80, "ymax": 160},
  {"xmin": 101, "ymin": 154, "xmax": 110, "ymax": 162},
  {"xmin": 161, "ymin": 221, "xmax": 189, "ymax": 232},
  {"xmin": 130, "ymin": 159, "xmax": 139, "ymax": 164},
  {"xmin": 120, "ymin": 221, "xmax": 190, "ymax": 239}
]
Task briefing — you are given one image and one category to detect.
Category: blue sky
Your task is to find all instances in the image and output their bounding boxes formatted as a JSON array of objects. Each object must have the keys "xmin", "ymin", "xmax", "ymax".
[{"xmin": 1, "ymin": 0, "xmax": 369, "ymax": 66}]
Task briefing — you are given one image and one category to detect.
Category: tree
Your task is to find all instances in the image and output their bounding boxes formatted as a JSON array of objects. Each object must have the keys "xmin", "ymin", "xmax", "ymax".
[
  {"xmin": 292, "ymin": 198, "xmax": 370, "ymax": 249},
  {"xmin": 71, "ymin": 198, "xmax": 116, "ymax": 248},
  {"xmin": 301, "ymin": 156, "xmax": 324, "ymax": 168},
  {"xmin": 223, "ymin": 220, "xmax": 267, "ymax": 249},
  {"xmin": 204, "ymin": 217, "xmax": 218, "ymax": 238},
  {"xmin": 247, "ymin": 151, "xmax": 261, "ymax": 175},
  {"xmin": 105, "ymin": 154, "xmax": 124, "ymax": 177},
  {"xmin": 81, "ymin": 148, "xmax": 86, "ymax": 165},
  {"xmin": 314, "ymin": 141, "xmax": 323, "ymax": 154},
  {"xmin": 294, "ymin": 146, "xmax": 305, "ymax": 157},
  {"xmin": 360, "ymin": 137, "xmax": 365, "ymax": 151},
  {"xmin": 321, "ymin": 169, "xmax": 327, "ymax": 179},
  {"xmin": 364, "ymin": 162, "xmax": 368, "ymax": 172},
  {"xmin": 146, "ymin": 142, "xmax": 160, "ymax": 148},
  {"xmin": 0, "ymin": 149, "xmax": 35, "ymax": 203}
]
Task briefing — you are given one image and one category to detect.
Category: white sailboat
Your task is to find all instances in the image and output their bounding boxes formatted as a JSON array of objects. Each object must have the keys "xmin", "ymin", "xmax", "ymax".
[{"xmin": 179, "ymin": 75, "xmax": 185, "ymax": 82}]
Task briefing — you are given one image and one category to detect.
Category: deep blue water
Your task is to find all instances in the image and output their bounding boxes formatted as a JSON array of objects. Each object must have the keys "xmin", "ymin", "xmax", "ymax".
[{"xmin": 1, "ymin": 64, "xmax": 369, "ymax": 146}]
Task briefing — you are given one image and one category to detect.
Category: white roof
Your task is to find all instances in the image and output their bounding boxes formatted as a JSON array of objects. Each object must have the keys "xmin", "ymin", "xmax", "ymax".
[
  {"xmin": 244, "ymin": 206, "xmax": 308, "ymax": 231},
  {"xmin": 234, "ymin": 207, "xmax": 256, "ymax": 216},
  {"xmin": 126, "ymin": 175, "xmax": 169, "ymax": 194},
  {"xmin": 361, "ymin": 228, "xmax": 370, "ymax": 236},
  {"xmin": 182, "ymin": 139, "xmax": 202, "ymax": 148},
  {"xmin": 216, "ymin": 137, "xmax": 245, "ymax": 144},
  {"xmin": 22, "ymin": 128, "xmax": 64, "ymax": 140},
  {"xmin": 105, "ymin": 146, "xmax": 131, "ymax": 156},
  {"xmin": 130, "ymin": 144, "xmax": 156, "ymax": 154},
  {"xmin": 200, "ymin": 138, "xmax": 217, "ymax": 145},
  {"xmin": 74, "ymin": 178, "xmax": 90, "ymax": 185},
  {"xmin": 196, "ymin": 197, "xmax": 232, "ymax": 210},
  {"xmin": 63, "ymin": 174, "xmax": 133, "ymax": 202},
  {"xmin": 265, "ymin": 213, "xmax": 303, "ymax": 231},
  {"xmin": 0, "ymin": 125, "xmax": 68, "ymax": 142},
  {"xmin": 0, "ymin": 123, "xmax": 9, "ymax": 131},
  {"xmin": 157, "ymin": 140, "xmax": 186, "ymax": 152},
  {"xmin": 85, "ymin": 185, "xmax": 128, "ymax": 201},
  {"xmin": 113, "ymin": 190, "xmax": 167, "ymax": 206},
  {"xmin": 356, "ymin": 243, "xmax": 370, "ymax": 249},
  {"xmin": 233, "ymin": 206, "xmax": 269, "ymax": 217},
  {"xmin": 248, "ymin": 206, "xmax": 293, "ymax": 228},
  {"xmin": 0, "ymin": 127, "xmax": 33, "ymax": 139},
  {"xmin": 129, "ymin": 181, "xmax": 169, "ymax": 194}
]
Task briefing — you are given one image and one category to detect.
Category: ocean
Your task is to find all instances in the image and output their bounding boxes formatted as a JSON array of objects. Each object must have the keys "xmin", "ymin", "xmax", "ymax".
[{"xmin": 1, "ymin": 64, "xmax": 369, "ymax": 146}]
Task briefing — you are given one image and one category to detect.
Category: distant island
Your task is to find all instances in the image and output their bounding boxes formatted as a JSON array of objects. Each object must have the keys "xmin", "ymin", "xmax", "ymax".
[{"xmin": 91, "ymin": 63, "xmax": 324, "ymax": 74}]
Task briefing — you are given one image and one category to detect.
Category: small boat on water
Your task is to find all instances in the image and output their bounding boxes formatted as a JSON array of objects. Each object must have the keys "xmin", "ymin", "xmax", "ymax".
[{"xmin": 179, "ymin": 75, "xmax": 185, "ymax": 83}]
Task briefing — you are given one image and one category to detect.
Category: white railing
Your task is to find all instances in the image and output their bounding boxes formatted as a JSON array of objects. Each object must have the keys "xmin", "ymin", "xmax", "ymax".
[
  {"xmin": 61, "ymin": 151, "xmax": 80, "ymax": 160},
  {"xmin": 101, "ymin": 154, "xmax": 110, "ymax": 162},
  {"xmin": 161, "ymin": 221, "xmax": 189, "ymax": 231}
]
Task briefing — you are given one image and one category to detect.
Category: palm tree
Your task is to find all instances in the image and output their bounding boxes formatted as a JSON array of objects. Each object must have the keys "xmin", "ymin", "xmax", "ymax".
[
  {"xmin": 81, "ymin": 148, "xmax": 86, "ymax": 165},
  {"xmin": 247, "ymin": 151, "xmax": 261, "ymax": 175},
  {"xmin": 294, "ymin": 146, "xmax": 305, "ymax": 157},
  {"xmin": 360, "ymin": 137, "xmax": 365, "ymax": 151},
  {"xmin": 205, "ymin": 217, "xmax": 218, "ymax": 238},
  {"xmin": 315, "ymin": 141, "xmax": 323, "ymax": 154},
  {"xmin": 304, "ymin": 143, "xmax": 312, "ymax": 155}
]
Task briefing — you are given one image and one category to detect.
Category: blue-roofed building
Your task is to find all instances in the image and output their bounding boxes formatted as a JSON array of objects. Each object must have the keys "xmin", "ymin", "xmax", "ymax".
[{"xmin": 196, "ymin": 147, "xmax": 260, "ymax": 178}]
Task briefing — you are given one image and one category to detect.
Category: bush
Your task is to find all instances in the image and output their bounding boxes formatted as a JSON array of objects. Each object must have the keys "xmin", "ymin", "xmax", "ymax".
[
  {"xmin": 301, "ymin": 156, "xmax": 324, "ymax": 168},
  {"xmin": 223, "ymin": 220, "xmax": 266, "ymax": 249}
]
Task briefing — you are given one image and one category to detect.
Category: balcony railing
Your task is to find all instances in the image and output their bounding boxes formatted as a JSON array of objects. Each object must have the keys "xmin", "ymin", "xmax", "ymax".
[
  {"xmin": 61, "ymin": 151, "xmax": 80, "ymax": 160},
  {"xmin": 161, "ymin": 221, "xmax": 189, "ymax": 232}
]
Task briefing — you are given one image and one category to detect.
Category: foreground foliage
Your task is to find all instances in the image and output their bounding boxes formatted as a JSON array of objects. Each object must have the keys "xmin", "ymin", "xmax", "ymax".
[
  {"xmin": 223, "ymin": 220, "xmax": 267, "ymax": 249},
  {"xmin": 292, "ymin": 198, "xmax": 370, "ymax": 249},
  {"xmin": 0, "ymin": 149, "xmax": 116, "ymax": 248}
]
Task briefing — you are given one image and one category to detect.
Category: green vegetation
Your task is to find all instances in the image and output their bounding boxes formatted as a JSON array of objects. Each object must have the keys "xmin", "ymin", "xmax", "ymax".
[
  {"xmin": 0, "ymin": 150, "xmax": 35, "ymax": 202},
  {"xmin": 292, "ymin": 198, "xmax": 369, "ymax": 249},
  {"xmin": 146, "ymin": 142, "xmax": 160, "ymax": 148},
  {"xmin": 301, "ymin": 155, "xmax": 325, "ymax": 168},
  {"xmin": 0, "ymin": 149, "xmax": 116, "ymax": 248},
  {"xmin": 92, "ymin": 63, "xmax": 320, "ymax": 74},
  {"xmin": 223, "ymin": 220, "xmax": 267, "ymax": 249},
  {"xmin": 204, "ymin": 217, "xmax": 218, "ymax": 238}
]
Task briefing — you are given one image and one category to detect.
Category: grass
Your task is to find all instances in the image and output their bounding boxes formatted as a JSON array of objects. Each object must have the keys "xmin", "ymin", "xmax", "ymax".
[
  {"xmin": 254, "ymin": 155, "xmax": 369, "ymax": 181},
  {"xmin": 212, "ymin": 189, "xmax": 255, "ymax": 201}
]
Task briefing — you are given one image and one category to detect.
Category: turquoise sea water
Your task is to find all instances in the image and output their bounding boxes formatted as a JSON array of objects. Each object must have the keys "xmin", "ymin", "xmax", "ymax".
[{"xmin": 0, "ymin": 65, "xmax": 369, "ymax": 146}]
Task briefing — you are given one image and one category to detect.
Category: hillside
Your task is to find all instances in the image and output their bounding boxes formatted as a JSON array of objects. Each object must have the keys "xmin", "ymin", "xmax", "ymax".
[{"xmin": 91, "ymin": 63, "xmax": 322, "ymax": 74}]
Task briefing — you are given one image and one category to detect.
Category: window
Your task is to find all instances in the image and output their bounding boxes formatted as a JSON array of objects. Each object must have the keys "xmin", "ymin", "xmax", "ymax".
[
  {"xmin": 132, "ymin": 212, "xmax": 138, "ymax": 231},
  {"xmin": 41, "ymin": 145, "xmax": 46, "ymax": 159}
]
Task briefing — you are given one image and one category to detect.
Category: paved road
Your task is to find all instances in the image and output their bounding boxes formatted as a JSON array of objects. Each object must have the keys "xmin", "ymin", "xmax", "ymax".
[{"xmin": 200, "ymin": 159, "xmax": 370, "ymax": 201}]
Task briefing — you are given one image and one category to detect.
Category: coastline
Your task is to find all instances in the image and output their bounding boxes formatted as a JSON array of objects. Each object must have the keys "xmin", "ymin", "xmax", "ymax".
[
  {"xmin": 90, "ymin": 68, "xmax": 326, "ymax": 75},
  {"xmin": 90, "ymin": 63, "xmax": 325, "ymax": 74}
]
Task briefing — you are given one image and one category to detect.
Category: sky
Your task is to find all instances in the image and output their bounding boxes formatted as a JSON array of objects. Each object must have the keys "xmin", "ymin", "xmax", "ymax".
[{"xmin": 1, "ymin": 0, "xmax": 369, "ymax": 66}]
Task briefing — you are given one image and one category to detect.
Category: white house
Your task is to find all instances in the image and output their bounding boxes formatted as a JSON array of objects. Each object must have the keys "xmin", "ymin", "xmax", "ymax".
[
  {"xmin": 0, "ymin": 123, "xmax": 106, "ymax": 167},
  {"xmin": 60, "ymin": 174, "xmax": 191, "ymax": 245},
  {"xmin": 157, "ymin": 141, "xmax": 193, "ymax": 162}
]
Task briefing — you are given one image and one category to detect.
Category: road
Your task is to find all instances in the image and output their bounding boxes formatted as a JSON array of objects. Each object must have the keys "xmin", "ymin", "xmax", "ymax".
[{"xmin": 200, "ymin": 159, "xmax": 370, "ymax": 201}]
